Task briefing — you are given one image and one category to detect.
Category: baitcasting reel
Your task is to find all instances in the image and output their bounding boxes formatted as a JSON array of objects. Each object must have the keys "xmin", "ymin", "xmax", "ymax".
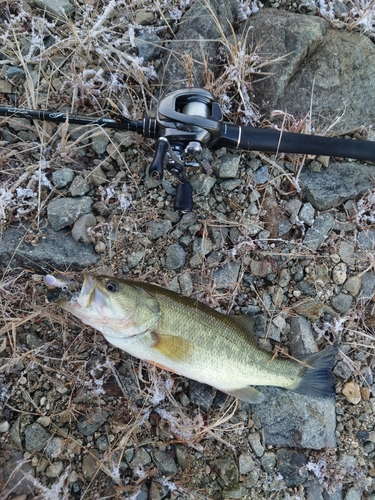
[{"xmin": 1, "ymin": 87, "xmax": 375, "ymax": 211}]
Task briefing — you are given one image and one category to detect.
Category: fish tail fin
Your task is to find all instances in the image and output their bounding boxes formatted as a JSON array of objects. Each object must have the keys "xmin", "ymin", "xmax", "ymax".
[{"xmin": 292, "ymin": 344, "xmax": 338, "ymax": 398}]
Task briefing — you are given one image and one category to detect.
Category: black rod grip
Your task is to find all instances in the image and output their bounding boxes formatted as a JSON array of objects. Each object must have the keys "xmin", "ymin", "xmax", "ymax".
[{"xmin": 219, "ymin": 123, "xmax": 375, "ymax": 162}]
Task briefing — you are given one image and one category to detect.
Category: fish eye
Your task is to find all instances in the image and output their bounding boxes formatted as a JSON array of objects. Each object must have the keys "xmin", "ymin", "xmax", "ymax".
[{"xmin": 106, "ymin": 281, "xmax": 118, "ymax": 293}]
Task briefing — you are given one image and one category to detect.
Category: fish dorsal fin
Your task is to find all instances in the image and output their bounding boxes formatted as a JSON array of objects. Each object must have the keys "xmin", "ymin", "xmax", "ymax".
[
  {"xmin": 225, "ymin": 386, "xmax": 265, "ymax": 404},
  {"xmin": 151, "ymin": 332, "xmax": 194, "ymax": 362},
  {"xmin": 229, "ymin": 314, "xmax": 255, "ymax": 336}
]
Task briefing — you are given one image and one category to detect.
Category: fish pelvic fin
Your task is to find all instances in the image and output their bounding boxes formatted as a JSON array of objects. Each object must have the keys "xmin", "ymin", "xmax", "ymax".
[
  {"xmin": 292, "ymin": 344, "xmax": 338, "ymax": 398},
  {"xmin": 225, "ymin": 386, "xmax": 265, "ymax": 404},
  {"xmin": 151, "ymin": 331, "xmax": 194, "ymax": 362}
]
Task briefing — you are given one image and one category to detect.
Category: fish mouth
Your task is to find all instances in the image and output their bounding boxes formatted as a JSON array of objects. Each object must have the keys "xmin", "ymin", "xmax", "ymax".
[
  {"xmin": 60, "ymin": 274, "xmax": 107, "ymax": 315},
  {"xmin": 77, "ymin": 273, "xmax": 96, "ymax": 307}
]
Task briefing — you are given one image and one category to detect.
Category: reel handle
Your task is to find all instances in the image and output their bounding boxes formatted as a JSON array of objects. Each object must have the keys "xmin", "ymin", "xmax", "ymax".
[{"xmin": 148, "ymin": 138, "xmax": 169, "ymax": 179}]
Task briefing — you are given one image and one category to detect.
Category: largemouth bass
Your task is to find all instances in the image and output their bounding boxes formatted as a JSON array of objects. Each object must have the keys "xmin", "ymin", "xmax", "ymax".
[{"xmin": 59, "ymin": 274, "xmax": 337, "ymax": 403}]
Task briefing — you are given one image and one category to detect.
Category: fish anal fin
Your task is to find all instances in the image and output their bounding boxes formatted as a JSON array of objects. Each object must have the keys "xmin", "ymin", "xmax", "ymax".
[
  {"xmin": 151, "ymin": 331, "xmax": 194, "ymax": 362},
  {"xmin": 225, "ymin": 386, "xmax": 265, "ymax": 404}
]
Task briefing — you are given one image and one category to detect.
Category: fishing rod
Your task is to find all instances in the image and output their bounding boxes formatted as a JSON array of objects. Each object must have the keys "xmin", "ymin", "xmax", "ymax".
[{"xmin": 1, "ymin": 88, "xmax": 375, "ymax": 211}]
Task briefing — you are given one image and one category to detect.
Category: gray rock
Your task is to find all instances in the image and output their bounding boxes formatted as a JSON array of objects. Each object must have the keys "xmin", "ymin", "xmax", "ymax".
[
  {"xmin": 113, "ymin": 131, "xmax": 134, "ymax": 148},
  {"xmin": 91, "ymin": 165, "xmax": 107, "ymax": 186},
  {"xmin": 175, "ymin": 445, "xmax": 189, "ymax": 470},
  {"xmin": 52, "ymin": 168, "xmax": 74, "ymax": 188},
  {"xmin": 190, "ymin": 173, "xmax": 216, "ymax": 195},
  {"xmin": 0, "ymin": 78, "xmax": 12, "ymax": 92},
  {"xmin": 238, "ymin": 453, "xmax": 256, "ymax": 474},
  {"xmin": 148, "ymin": 220, "xmax": 172, "ymax": 240},
  {"xmin": 253, "ymin": 165, "xmax": 269, "ymax": 185},
  {"xmin": 149, "ymin": 481, "xmax": 169, "ymax": 500},
  {"xmin": 357, "ymin": 229, "xmax": 375, "ymax": 250},
  {"xmin": 331, "ymin": 293, "xmax": 353, "ymax": 314},
  {"xmin": 128, "ymin": 250, "xmax": 145, "ymax": 269},
  {"xmin": 77, "ymin": 409, "xmax": 108, "ymax": 436},
  {"xmin": 250, "ymin": 9, "xmax": 375, "ymax": 133},
  {"xmin": 166, "ymin": 243, "xmax": 186, "ymax": 270},
  {"xmin": 45, "ymin": 437, "xmax": 64, "ymax": 458},
  {"xmin": 215, "ymin": 154, "xmax": 241, "ymax": 178},
  {"xmin": 300, "ymin": 163, "xmax": 375, "ymax": 211},
  {"xmin": 248, "ymin": 10, "xmax": 327, "ymax": 121},
  {"xmin": 323, "ymin": 487, "xmax": 343, "ymax": 500},
  {"xmin": 152, "ymin": 450, "xmax": 177, "ymax": 476},
  {"xmin": 133, "ymin": 490, "xmax": 148, "ymax": 500},
  {"xmin": 0, "ymin": 420, "xmax": 9, "ymax": 433},
  {"xmin": 260, "ymin": 452, "xmax": 276, "ymax": 474},
  {"xmin": 276, "ymin": 449, "xmax": 308, "ymax": 487},
  {"xmin": 25, "ymin": 422, "xmax": 51, "ymax": 452},
  {"xmin": 248, "ymin": 432, "xmax": 264, "ymax": 457},
  {"xmin": 135, "ymin": 9, "xmax": 155, "ymax": 25},
  {"xmin": 279, "ymin": 219, "xmax": 292, "ymax": 237},
  {"xmin": 343, "ymin": 275, "xmax": 362, "ymax": 296},
  {"xmin": 249, "ymin": 386, "xmax": 336, "ymax": 449},
  {"xmin": 1, "ymin": 451, "xmax": 35, "ymax": 497},
  {"xmin": 46, "ymin": 460, "xmax": 64, "ymax": 478},
  {"xmin": 359, "ymin": 272, "xmax": 375, "ymax": 303},
  {"xmin": 278, "ymin": 268, "xmax": 291, "ymax": 287},
  {"xmin": 304, "ymin": 476, "xmax": 324, "ymax": 500},
  {"xmin": 47, "ymin": 196, "xmax": 93, "ymax": 230},
  {"xmin": 332, "ymin": 262, "xmax": 347, "ymax": 285},
  {"xmin": 178, "ymin": 272, "xmax": 193, "ymax": 296},
  {"xmin": 93, "ymin": 200, "xmax": 110, "ymax": 216},
  {"xmin": 285, "ymin": 199, "xmax": 302, "ymax": 216},
  {"xmin": 299, "ymin": 202, "xmax": 315, "ymax": 226},
  {"xmin": 339, "ymin": 240, "xmax": 357, "ymax": 266},
  {"xmin": 160, "ymin": 0, "xmax": 237, "ymax": 89},
  {"xmin": 221, "ymin": 179, "xmax": 242, "ymax": 191},
  {"xmin": 3, "ymin": 66, "xmax": 26, "ymax": 84},
  {"xmin": 212, "ymin": 261, "xmax": 241, "ymax": 288},
  {"xmin": 96, "ymin": 436, "xmax": 110, "ymax": 451},
  {"xmin": 0, "ymin": 223, "xmax": 99, "ymax": 271},
  {"xmin": 188, "ymin": 380, "xmax": 216, "ymax": 410},
  {"xmin": 82, "ymin": 449, "xmax": 100, "ymax": 480},
  {"xmin": 250, "ymin": 259, "xmax": 275, "ymax": 277},
  {"xmin": 91, "ymin": 135, "xmax": 109, "ymax": 155},
  {"xmin": 35, "ymin": 0, "xmax": 74, "ymax": 18},
  {"xmin": 289, "ymin": 316, "xmax": 319, "ymax": 356},
  {"xmin": 132, "ymin": 448, "xmax": 152, "ymax": 467},
  {"xmin": 136, "ymin": 33, "xmax": 161, "ymax": 62},
  {"xmin": 209, "ymin": 226, "xmax": 229, "ymax": 247},
  {"xmin": 303, "ymin": 212, "xmax": 334, "ymax": 250},
  {"xmin": 70, "ymin": 175, "xmax": 91, "ymax": 196},
  {"xmin": 71, "ymin": 214, "xmax": 96, "ymax": 244},
  {"xmin": 192, "ymin": 237, "xmax": 213, "ymax": 257},
  {"xmin": 10, "ymin": 417, "xmax": 22, "ymax": 450},
  {"xmin": 344, "ymin": 488, "xmax": 362, "ymax": 500},
  {"xmin": 333, "ymin": 360, "xmax": 353, "ymax": 381},
  {"xmin": 211, "ymin": 457, "xmax": 239, "ymax": 486}
]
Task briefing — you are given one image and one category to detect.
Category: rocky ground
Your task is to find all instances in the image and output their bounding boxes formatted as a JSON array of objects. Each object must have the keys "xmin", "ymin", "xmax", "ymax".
[{"xmin": 0, "ymin": 0, "xmax": 375, "ymax": 499}]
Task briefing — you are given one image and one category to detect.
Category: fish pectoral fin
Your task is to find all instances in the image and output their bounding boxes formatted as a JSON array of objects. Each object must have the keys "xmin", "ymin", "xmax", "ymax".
[
  {"xmin": 225, "ymin": 386, "xmax": 265, "ymax": 404},
  {"xmin": 151, "ymin": 332, "xmax": 194, "ymax": 362}
]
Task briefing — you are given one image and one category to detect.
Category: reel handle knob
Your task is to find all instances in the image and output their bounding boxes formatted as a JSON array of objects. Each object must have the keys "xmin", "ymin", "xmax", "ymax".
[{"xmin": 174, "ymin": 172, "xmax": 193, "ymax": 212}]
